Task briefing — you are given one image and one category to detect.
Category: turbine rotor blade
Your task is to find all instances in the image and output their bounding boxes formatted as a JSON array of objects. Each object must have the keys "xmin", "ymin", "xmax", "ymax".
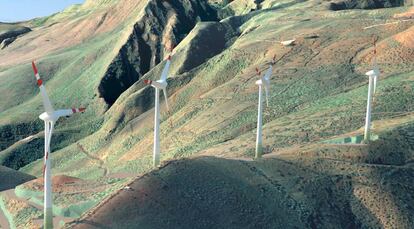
[
  {"xmin": 264, "ymin": 85, "xmax": 270, "ymax": 107},
  {"xmin": 263, "ymin": 65, "xmax": 272, "ymax": 81},
  {"xmin": 160, "ymin": 59, "xmax": 171, "ymax": 82},
  {"xmin": 372, "ymin": 38, "xmax": 379, "ymax": 94},
  {"xmin": 373, "ymin": 75, "xmax": 378, "ymax": 94},
  {"xmin": 256, "ymin": 67, "xmax": 261, "ymax": 76},
  {"xmin": 263, "ymin": 64, "xmax": 272, "ymax": 106},
  {"xmin": 32, "ymin": 61, "xmax": 54, "ymax": 113},
  {"xmin": 54, "ymin": 108, "xmax": 86, "ymax": 118},
  {"xmin": 71, "ymin": 107, "xmax": 86, "ymax": 114},
  {"xmin": 47, "ymin": 122, "xmax": 54, "ymax": 150},
  {"xmin": 163, "ymin": 89, "xmax": 170, "ymax": 111}
]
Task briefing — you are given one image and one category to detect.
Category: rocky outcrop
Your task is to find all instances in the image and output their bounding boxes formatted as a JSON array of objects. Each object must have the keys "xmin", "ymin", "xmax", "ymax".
[
  {"xmin": 98, "ymin": 0, "xmax": 218, "ymax": 106},
  {"xmin": 102, "ymin": 18, "xmax": 241, "ymax": 134},
  {"xmin": 172, "ymin": 21, "xmax": 240, "ymax": 75},
  {"xmin": 0, "ymin": 26, "xmax": 31, "ymax": 49}
]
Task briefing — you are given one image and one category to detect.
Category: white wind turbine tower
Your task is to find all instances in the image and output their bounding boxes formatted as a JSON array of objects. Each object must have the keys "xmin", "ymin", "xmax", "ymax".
[
  {"xmin": 144, "ymin": 52, "xmax": 171, "ymax": 167},
  {"xmin": 363, "ymin": 41, "xmax": 380, "ymax": 142},
  {"xmin": 255, "ymin": 56, "xmax": 274, "ymax": 158},
  {"xmin": 31, "ymin": 61, "xmax": 86, "ymax": 229}
]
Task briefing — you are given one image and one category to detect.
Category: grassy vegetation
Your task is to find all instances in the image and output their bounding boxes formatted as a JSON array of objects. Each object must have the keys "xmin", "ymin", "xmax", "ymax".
[{"xmin": 0, "ymin": 193, "xmax": 42, "ymax": 229}]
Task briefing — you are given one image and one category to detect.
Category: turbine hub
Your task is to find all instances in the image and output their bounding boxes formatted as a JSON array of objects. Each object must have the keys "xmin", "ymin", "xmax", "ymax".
[
  {"xmin": 39, "ymin": 112, "xmax": 58, "ymax": 122},
  {"xmin": 365, "ymin": 70, "xmax": 377, "ymax": 77}
]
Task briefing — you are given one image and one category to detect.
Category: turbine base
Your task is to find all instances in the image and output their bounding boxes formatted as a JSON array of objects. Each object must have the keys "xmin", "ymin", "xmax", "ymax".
[
  {"xmin": 153, "ymin": 156, "xmax": 160, "ymax": 167},
  {"xmin": 255, "ymin": 145, "xmax": 263, "ymax": 159},
  {"xmin": 44, "ymin": 207, "xmax": 53, "ymax": 229}
]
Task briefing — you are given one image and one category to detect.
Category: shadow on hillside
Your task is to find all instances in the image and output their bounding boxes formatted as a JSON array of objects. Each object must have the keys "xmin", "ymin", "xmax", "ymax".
[
  {"xmin": 70, "ymin": 156, "xmax": 389, "ymax": 229},
  {"xmin": 293, "ymin": 123, "xmax": 414, "ymax": 228},
  {"xmin": 71, "ymin": 220, "xmax": 111, "ymax": 229},
  {"xmin": 365, "ymin": 124, "xmax": 414, "ymax": 166},
  {"xmin": 0, "ymin": 166, "xmax": 35, "ymax": 191},
  {"xmin": 362, "ymin": 125, "xmax": 414, "ymax": 227}
]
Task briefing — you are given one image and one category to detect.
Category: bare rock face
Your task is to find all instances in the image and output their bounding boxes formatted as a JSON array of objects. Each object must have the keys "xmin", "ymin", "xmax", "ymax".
[
  {"xmin": 98, "ymin": 0, "xmax": 218, "ymax": 106},
  {"xmin": 99, "ymin": 17, "xmax": 242, "ymax": 134},
  {"xmin": 172, "ymin": 21, "xmax": 240, "ymax": 75},
  {"xmin": 0, "ymin": 38, "xmax": 15, "ymax": 49},
  {"xmin": 329, "ymin": 0, "xmax": 406, "ymax": 10},
  {"xmin": 0, "ymin": 26, "xmax": 31, "ymax": 49}
]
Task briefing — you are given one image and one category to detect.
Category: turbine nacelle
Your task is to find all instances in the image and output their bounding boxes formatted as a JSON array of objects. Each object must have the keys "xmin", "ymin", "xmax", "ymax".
[
  {"xmin": 365, "ymin": 69, "xmax": 378, "ymax": 78},
  {"xmin": 255, "ymin": 79, "xmax": 264, "ymax": 85},
  {"xmin": 39, "ymin": 108, "xmax": 86, "ymax": 121},
  {"xmin": 256, "ymin": 77, "xmax": 270, "ymax": 86},
  {"xmin": 39, "ymin": 112, "xmax": 58, "ymax": 122},
  {"xmin": 144, "ymin": 79, "xmax": 167, "ymax": 90}
]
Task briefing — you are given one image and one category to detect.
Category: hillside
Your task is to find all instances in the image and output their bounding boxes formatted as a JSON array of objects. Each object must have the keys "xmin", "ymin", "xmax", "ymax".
[
  {"xmin": 69, "ymin": 152, "xmax": 414, "ymax": 228},
  {"xmin": 0, "ymin": 0, "xmax": 414, "ymax": 228},
  {"xmin": 69, "ymin": 120, "xmax": 414, "ymax": 228},
  {"xmin": 0, "ymin": 0, "xmax": 217, "ymax": 170}
]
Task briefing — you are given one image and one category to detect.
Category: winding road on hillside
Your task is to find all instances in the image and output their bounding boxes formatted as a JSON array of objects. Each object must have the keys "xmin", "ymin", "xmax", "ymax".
[{"xmin": 77, "ymin": 143, "xmax": 108, "ymax": 177}]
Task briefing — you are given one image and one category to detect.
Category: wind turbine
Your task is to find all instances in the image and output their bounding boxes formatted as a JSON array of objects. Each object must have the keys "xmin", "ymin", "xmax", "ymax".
[
  {"xmin": 363, "ymin": 41, "xmax": 380, "ymax": 143},
  {"xmin": 144, "ymin": 53, "xmax": 171, "ymax": 167},
  {"xmin": 255, "ymin": 57, "xmax": 274, "ymax": 158},
  {"xmin": 31, "ymin": 61, "xmax": 85, "ymax": 229}
]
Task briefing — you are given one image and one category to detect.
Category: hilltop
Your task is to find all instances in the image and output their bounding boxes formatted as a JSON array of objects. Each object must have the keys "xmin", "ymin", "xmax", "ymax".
[{"xmin": 0, "ymin": 0, "xmax": 414, "ymax": 228}]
